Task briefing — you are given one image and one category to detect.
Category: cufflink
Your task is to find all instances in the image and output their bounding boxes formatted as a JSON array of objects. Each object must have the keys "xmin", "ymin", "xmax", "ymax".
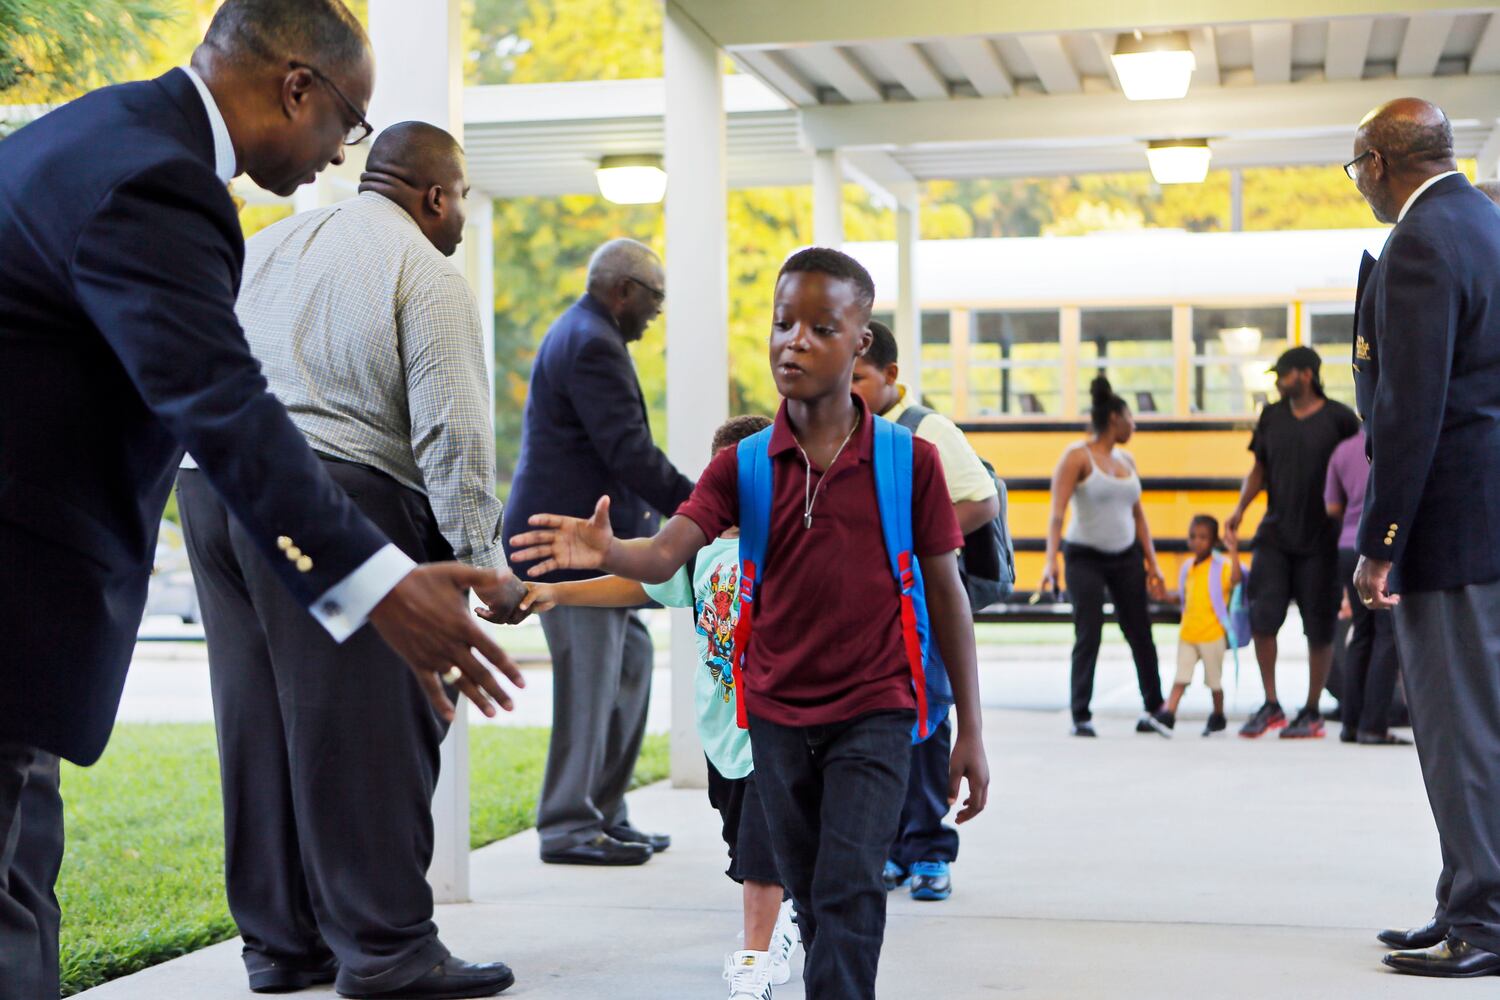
[
  {"xmin": 277, "ymin": 536, "xmax": 293, "ymax": 551},
  {"xmin": 297, "ymin": 555, "xmax": 313, "ymax": 573}
]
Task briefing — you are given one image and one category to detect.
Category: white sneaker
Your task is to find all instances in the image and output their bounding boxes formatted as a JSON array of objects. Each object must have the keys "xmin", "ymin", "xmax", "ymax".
[
  {"xmin": 723, "ymin": 950, "xmax": 774, "ymax": 1000},
  {"xmin": 769, "ymin": 900, "xmax": 798, "ymax": 986}
]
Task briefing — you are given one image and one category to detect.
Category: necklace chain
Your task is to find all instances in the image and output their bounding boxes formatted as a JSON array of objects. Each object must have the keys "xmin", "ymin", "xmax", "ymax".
[{"xmin": 794, "ymin": 415, "xmax": 860, "ymax": 530}]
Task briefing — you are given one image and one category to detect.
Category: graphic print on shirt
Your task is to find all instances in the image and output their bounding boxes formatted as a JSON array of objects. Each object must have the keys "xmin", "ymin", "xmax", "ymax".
[{"xmin": 696, "ymin": 562, "xmax": 740, "ymax": 702}]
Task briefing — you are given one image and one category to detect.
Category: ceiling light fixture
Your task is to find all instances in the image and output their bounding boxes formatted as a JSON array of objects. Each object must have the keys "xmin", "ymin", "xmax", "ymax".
[
  {"xmin": 1111, "ymin": 31, "xmax": 1196, "ymax": 101},
  {"xmin": 595, "ymin": 154, "xmax": 666, "ymax": 204},
  {"xmin": 1146, "ymin": 138, "xmax": 1212, "ymax": 184}
]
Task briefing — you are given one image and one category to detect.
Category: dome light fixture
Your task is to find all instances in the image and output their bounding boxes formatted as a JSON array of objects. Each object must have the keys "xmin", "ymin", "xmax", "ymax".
[
  {"xmin": 1111, "ymin": 31, "xmax": 1196, "ymax": 101},
  {"xmin": 1146, "ymin": 138, "xmax": 1212, "ymax": 184},
  {"xmin": 1218, "ymin": 326, "xmax": 1264, "ymax": 355},
  {"xmin": 595, "ymin": 154, "xmax": 666, "ymax": 204}
]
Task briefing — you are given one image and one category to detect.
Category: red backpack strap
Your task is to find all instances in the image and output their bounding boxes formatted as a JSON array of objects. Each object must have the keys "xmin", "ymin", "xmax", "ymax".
[{"xmin": 732, "ymin": 429, "xmax": 774, "ymax": 729}]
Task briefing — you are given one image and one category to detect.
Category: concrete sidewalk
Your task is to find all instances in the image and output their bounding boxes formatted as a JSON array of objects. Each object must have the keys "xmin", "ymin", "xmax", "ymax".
[{"xmin": 80, "ymin": 706, "xmax": 1476, "ymax": 999}]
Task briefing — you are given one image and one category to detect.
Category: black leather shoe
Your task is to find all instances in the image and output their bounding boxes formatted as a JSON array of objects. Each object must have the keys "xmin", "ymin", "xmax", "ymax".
[
  {"xmin": 605, "ymin": 823, "xmax": 671, "ymax": 853},
  {"xmin": 1377, "ymin": 918, "xmax": 1449, "ymax": 950},
  {"xmin": 1358, "ymin": 731, "xmax": 1413, "ymax": 745},
  {"xmin": 541, "ymin": 833, "xmax": 652, "ymax": 866},
  {"xmin": 249, "ymin": 956, "xmax": 338, "ymax": 993},
  {"xmin": 1384, "ymin": 937, "xmax": 1500, "ymax": 978},
  {"xmin": 339, "ymin": 957, "xmax": 514, "ymax": 999}
]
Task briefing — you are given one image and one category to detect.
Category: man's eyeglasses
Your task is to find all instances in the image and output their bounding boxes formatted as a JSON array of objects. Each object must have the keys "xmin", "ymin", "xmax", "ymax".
[
  {"xmin": 626, "ymin": 276, "xmax": 665, "ymax": 305},
  {"xmin": 289, "ymin": 60, "xmax": 373, "ymax": 146},
  {"xmin": 1343, "ymin": 149, "xmax": 1375, "ymax": 181}
]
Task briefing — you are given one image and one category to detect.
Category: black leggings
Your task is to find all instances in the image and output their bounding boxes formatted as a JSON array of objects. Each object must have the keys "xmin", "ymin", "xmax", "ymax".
[{"xmin": 1065, "ymin": 542, "xmax": 1163, "ymax": 723}]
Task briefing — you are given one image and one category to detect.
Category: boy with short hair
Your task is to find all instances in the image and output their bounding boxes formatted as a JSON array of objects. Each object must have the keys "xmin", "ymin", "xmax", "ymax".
[
  {"xmin": 851, "ymin": 320, "xmax": 999, "ymax": 903},
  {"xmin": 510, "ymin": 247, "xmax": 989, "ymax": 999},
  {"xmin": 516, "ymin": 414, "xmax": 799, "ymax": 1000}
]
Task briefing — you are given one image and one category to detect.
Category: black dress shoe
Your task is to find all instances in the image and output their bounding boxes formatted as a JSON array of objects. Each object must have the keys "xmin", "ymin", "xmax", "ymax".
[
  {"xmin": 1358, "ymin": 731, "xmax": 1413, "ymax": 745},
  {"xmin": 339, "ymin": 957, "xmax": 514, "ymax": 999},
  {"xmin": 1377, "ymin": 918, "xmax": 1448, "ymax": 950},
  {"xmin": 605, "ymin": 823, "xmax": 671, "ymax": 853},
  {"xmin": 1384, "ymin": 937, "xmax": 1500, "ymax": 978},
  {"xmin": 249, "ymin": 956, "xmax": 338, "ymax": 993},
  {"xmin": 541, "ymin": 833, "xmax": 652, "ymax": 866}
]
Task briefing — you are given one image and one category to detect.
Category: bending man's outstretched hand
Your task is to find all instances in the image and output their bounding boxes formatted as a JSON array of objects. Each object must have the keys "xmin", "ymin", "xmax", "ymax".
[
  {"xmin": 509, "ymin": 495, "xmax": 615, "ymax": 577},
  {"xmin": 369, "ymin": 563, "xmax": 527, "ymax": 722}
]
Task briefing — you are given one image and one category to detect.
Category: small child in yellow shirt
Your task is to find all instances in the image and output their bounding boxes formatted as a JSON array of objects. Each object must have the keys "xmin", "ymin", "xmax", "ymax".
[{"xmin": 1165, "ymin": 515, "xmax": 1244, "ymax": 736}]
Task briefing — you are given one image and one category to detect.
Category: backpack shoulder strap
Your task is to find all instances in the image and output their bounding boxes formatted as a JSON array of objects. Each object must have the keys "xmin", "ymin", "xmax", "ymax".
[
  {"xmin": 1177, "ymin": 559, "xmax": 1191, "ymax": 600},
  {"xmin": 895, "ymin": 402, "xmax": 935, "ymax": 434},
  {"xmin": 871, "ymin": 416, "xmax": 932, "ymax": 739},
  {"xmin": 730, "ymin": 428, "xmax": 774, "ymax": 729}
]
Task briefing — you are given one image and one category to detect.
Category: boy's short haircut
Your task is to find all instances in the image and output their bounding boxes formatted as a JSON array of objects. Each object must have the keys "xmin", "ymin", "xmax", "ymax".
[
  {"xmin": 778, "ymin": 247, "xmax": 875, "ymax": 320},
  {"xmin": 711, "ymin": 414, "xmax": 773, "ymax": 453},
  {"xmin": 864, "ymin": 320, "xmax": 899, "ymax": 369},
  {"xmin": 1190, "ymin": 513, "xmax": 1220, "ymax": 541}
]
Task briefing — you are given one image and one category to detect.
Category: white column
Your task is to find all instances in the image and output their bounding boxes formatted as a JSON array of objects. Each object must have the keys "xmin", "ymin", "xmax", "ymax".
[
  {"xmin": 369, "ymin": 0, "xmax": 472, "ymax": 904},
  {"xmin": 664, "ymin": 0, "xmax": 727, "ymax": 790},
  {"xmin": 812, "ymin": 149, "xmax": 844, "ymax": 247},
  {"xmin": 465, "ymin": 192, "xmax": 497, "ymax": 391},
  {"xmin": 894, "ymin": 183, "xmax": 921, "ymax": 398}
]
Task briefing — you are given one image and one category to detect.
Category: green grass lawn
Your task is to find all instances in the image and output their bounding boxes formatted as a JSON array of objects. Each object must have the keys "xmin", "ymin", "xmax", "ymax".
[{"xmin": 57, "ymin": 724, "xmax": 668, "ymax": 996}]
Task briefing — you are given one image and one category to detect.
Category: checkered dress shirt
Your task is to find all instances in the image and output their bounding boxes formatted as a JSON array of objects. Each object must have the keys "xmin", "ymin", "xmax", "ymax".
[{"xmin": 234, "ymin": 191, "xmax": 505, "ymax": 570}]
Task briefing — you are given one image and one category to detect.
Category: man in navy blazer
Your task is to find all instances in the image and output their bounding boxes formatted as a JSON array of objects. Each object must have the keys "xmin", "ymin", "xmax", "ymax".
[
  {"xmin": 1346, "ymin": 98, "xmax": 1500, "ymax": 979},
  {"xmin": 505, "ymin": 239, "xmax": 694, "ymax": 865},
  {"xmin": 0, "ymin": 3, "xmax": 521, "ymax": 997}
]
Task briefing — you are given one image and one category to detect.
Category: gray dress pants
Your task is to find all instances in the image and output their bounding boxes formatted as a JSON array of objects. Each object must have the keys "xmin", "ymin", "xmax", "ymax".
[
  {"xmin": 0, "ymin": 745, "xmax": 62, "ymax": 1000},
  {"xmin": 536, "ymin": 605, "xmax": 653, "ymax": 853},
  {"xmin": 1394, "ymin": 579, "xmax": 1500, "ymax": 953}
]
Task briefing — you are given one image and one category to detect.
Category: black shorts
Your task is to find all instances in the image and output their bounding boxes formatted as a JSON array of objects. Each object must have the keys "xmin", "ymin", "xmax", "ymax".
[
  {"xmin": 705, "ymin": 760, "xmax": 781, "ymax": 886},
  {"xmin": 1247, "ymin": 541, "xmax": 1341, "ymax": 645}
]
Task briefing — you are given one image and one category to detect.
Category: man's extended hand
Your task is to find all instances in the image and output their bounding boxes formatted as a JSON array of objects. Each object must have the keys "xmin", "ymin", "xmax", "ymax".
[
  {"xmin": 508, "ymin": 495, "xmax": 614, "ymax": 577},
  {"xmin": 473, "ymin": 567, "xmax": 530, "ymax": 625},
  {"xmin": 1354, "ymin": 554, "xmax": 1400, "ymax": 611},
  {"xmin": 369, "ymin": 563, "xmax": 527, "ymax": 721},
  {"xmin": 948, "ymin": 729, "xmax": 990, "ymax": 824}
]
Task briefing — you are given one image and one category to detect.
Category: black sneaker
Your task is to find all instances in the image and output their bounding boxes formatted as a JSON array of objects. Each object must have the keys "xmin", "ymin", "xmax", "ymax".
[
  {"xmin": 1202, "ymin": 712, "xmax": 1227, "ymax": 737},
  {"xmin": 1280, "ymin": 708, "xmax": 1326, "ymax": 739},
  {"xmin": 1071, "ymin": 721, "xmax": 1097, "ymax": 738},
  {"xmin": 1239, "ymin": 702, "xmax": 1286, "ymax": 738},
  {"xmin": 1139, "ymin": 709, "xmax": 1174, "ymax": 738}
]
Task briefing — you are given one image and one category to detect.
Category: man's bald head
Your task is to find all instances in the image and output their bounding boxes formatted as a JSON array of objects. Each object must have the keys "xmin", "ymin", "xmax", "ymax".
[
  {"xmin": 202, "ymin": 0, "xmax": 369, "ymax": 77},
  {"xmin": 1351, "ymin": 98, "xmax": 1458, "ymax": 224},
  {"xmin": 359, "ymin": 122, "xmax": 470, "ymax": 257}
]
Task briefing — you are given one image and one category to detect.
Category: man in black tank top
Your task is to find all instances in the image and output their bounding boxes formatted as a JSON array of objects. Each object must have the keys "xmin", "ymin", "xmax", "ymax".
[{"xmin": 1225, "ymin": 347, "xmax": 1359, "ymax": 738}]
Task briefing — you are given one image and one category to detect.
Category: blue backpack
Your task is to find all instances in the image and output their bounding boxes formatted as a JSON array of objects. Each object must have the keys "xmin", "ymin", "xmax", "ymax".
[{"xmin": 729, "ymin": 416, "xmax": 951, "ymax": 744}]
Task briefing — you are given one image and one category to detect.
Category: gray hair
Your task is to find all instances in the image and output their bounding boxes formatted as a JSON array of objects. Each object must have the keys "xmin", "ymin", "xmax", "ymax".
[
  {"xmin": 1476, "ymin": 180, "xmax": 1500, "ymax": 206},
  {"xmin": 202, "ymin": 0, "xmax": 369, "ymax": 76},
  {"xmin": 586, "ymin": 238, "xmax": 661, "ymax": 296}
]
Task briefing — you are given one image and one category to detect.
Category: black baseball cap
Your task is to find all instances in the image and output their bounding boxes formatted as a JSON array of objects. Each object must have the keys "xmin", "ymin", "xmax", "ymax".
[{"xmin": 1268, "ymin": 345, "xmax": 1322, "ymax": 375}]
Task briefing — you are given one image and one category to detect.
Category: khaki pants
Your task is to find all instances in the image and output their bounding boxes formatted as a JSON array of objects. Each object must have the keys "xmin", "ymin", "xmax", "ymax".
[{"xmin": 1175, "ymin": 637, "xmax": 1227, "ymax": 690}]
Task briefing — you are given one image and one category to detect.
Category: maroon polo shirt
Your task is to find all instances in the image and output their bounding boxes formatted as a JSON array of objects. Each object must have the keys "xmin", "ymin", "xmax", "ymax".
[{"xmin": 676, "ymin": 396, "xmax": 962, "ymax": 728}]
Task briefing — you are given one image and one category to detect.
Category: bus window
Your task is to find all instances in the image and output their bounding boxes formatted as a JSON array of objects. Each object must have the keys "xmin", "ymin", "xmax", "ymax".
[
  {"xmin": 1190, "ymin": 306, "xmax": 1289, "ymax": 415},
  {"xmin": 1307, "ymin": 309, "xmax": 1357, "ymax": 408},
  {"xmin": 1078, "ymin": 308, "xmax": 1174, "ymax": 416},
  {"xmin": 921, "ymin": 311, "xmax": 955, "ymax": 414},
  {"xmin": 971, "ymin": 310, "xmax": 1062, "ymax": 417}
]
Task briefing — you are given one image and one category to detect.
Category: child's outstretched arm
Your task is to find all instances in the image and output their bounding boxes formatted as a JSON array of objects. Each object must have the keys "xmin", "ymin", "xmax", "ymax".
[
  {"xmin": 526, "ymin": 576, "xmax": 650, "ymax": 615},
  {"xmin": 509, "ymin": 495, "xmax": 707, "ymax": 585},
  {"xmin": 920, "ymin": 553, "xmax": 990, "ymax": 824}
]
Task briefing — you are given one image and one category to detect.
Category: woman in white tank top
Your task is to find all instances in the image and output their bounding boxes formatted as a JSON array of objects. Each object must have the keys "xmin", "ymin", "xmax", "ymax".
[{"xmin": 1042, "ymin": 377, "xmax": 1169, "ymax": 738}]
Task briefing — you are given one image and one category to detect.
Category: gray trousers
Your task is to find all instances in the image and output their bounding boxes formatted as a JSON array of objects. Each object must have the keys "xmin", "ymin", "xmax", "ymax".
[
  {"xmin": 536, "ymin": 605, "xmax": 653, "ymax": 852},
  {"xmin": 1395, "ymin": 579, "xmax": 1500, "ymax": 952},
  {"xmin": 0, "ymin": 745, "xmax": 62, "ymax": 1000},
  {"xmin": 179, "ymin": 465, "xmax": 451, "ymax": 994}
]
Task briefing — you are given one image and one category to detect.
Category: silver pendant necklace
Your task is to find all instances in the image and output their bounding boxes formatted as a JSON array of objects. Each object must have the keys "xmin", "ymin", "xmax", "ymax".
[{"xmin": 793, "ymin": 416, "xmax": 859, "ymax": 530}]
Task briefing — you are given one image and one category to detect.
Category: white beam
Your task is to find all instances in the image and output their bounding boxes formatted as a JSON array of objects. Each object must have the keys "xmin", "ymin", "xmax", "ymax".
[
  {"xmin": 734, "ymin": 48, "xmax": 819, "ymax": 106},
  {"xmin": 1397, "ymin": 13, "xmax": 1456, "ymax": 78},
  {"xmin": 664, "ymin": 0, "xmax": 727, "ymax": 790},
  {"xmin": 1472, "ymin": 12, "xmax": 1500, "ymax": 74},
  {"xmin": 369, "ymin": 0, "xmax": 471, "ymax": 905},
  {"xmin": 800, "ymin": 72, "xmax": 1500, "ymax": 149},
  {"xmin": 894, "ymin": 186, "xmax": 921, "ymax": 399},
  {"xmin": 1191, "ymin": 27, "xmax": 1222, "ymax": 88},
  {"xmin": 841, "ymin": 149, "xmax": 914, "ymax": 208},
  {"xmin": 867, "ymin": 41, "xmax": 950, "ymax": 100},
  {"xmin": 1325, "ymin": 17, "xmax": 1374, "ymax": 81},
  {"xmin": 812, "ymin": 149, "xmax": 844, "ymax": 246},
  {"xmin": 944, "ymin": 36, "xmax": 1015, "ymax": 97},
  {"xmin": 462, "ymin": 75, "xmax": 787, "ymax": 125},
  {"xmin": 1250, "ymin": 22, "xmax": 1293, "ymax": 85},
  {"xmin": 1017, "ymin": 34, "xmax": 1082, "ymax": 95},
  {"xmin": 798, "ymin": 45, "xmax": 884, "ymax": 103},
  {"xmin": 1091, "ymin": 33, "xmax": 1125, "ymax": 92}
]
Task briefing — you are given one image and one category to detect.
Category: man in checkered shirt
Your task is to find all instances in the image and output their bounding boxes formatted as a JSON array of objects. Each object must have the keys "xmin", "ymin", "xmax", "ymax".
[{"xmin": 177, "ymin": 122, "xmax": 518, "ymax": 998}]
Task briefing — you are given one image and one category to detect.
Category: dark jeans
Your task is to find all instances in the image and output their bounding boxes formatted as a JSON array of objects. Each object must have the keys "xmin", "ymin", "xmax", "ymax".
[
  {"xmin": 1339, "ymin": 547, "xmax": 1400, "ymax": 735},
  {"xmin": 748, "ymin": 709, "xmax": 913, "ymax": 1000},
  {"xmin": 0, "ymin": 744, "xmax": 62, "ymax": 1000},
  {"xmin": 890, "ymin": 716, "xmax": 959, "ymax": 869},
  {"xmin": 1065, "ymin": 542, "xmax": 1163, "ymax": 723}
]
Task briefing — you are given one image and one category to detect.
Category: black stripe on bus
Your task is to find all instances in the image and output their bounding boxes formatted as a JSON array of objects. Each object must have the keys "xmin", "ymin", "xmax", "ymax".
[
  {"xmin": 1006, "ymin": 477, "xmax": 1245, "ymax": 492},
  {"xmin": 958, "ymin": 419, "xmax": 1255, "ymax": 434},
  {"xmin": 1013, "ymin": 537, "xmax": 1255, "ymax": 553}
]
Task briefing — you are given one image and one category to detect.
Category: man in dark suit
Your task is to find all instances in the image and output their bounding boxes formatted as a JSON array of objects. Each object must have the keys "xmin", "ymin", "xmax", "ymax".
[
  {"xmin": 0, "ymin": 3, "xmax": 522, "ymax": 998},
  {"xmin": 1346, "ymin": 98, "xmax": 1500, "ymax": 978},
  {"xmin": 504, "ymin": 239, "xmax": 694, "ymax": 865}
]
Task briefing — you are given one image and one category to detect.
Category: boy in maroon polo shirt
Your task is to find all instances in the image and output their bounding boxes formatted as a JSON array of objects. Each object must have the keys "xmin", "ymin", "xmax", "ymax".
[{"xmin": 512, "ymin": 248, "xmax": 989, "ymax": 999}]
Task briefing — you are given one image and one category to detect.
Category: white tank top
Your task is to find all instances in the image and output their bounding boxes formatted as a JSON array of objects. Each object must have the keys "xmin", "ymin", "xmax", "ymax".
[{"xmin": 1064, "ymin": 446, "xmax": 1142, "ymax": 554}]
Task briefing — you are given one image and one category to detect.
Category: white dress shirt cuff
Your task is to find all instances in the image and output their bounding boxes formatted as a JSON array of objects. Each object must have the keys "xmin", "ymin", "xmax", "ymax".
[{"xmin": 309, "ymin": 543, "xmax": 417, "ymax": 642}]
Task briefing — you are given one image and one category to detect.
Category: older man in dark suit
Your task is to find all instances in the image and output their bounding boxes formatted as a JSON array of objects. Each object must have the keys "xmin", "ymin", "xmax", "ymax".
[
  {"xmin": 504, "ymin": 239, "xmax": 694, "ymax": 865},
  {"xmin": 1346, "ymin": 98, "xmax": 1500, "ymax": 978},
  {"xmin": 0, "ymin": 3, "xmax": 521, "ymax": 997}
]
